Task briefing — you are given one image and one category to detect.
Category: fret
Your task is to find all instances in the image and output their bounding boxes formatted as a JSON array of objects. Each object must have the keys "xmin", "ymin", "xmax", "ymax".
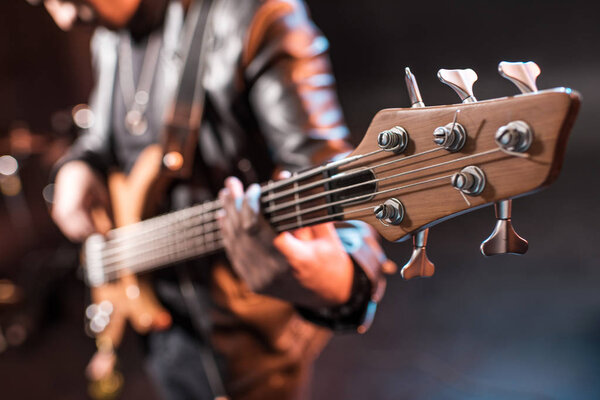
[{"xmin": 292, "ymin": 172, "xmax": 303, "ymax": 228}]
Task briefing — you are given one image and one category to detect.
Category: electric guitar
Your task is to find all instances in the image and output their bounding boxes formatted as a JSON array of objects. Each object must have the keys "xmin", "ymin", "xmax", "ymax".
[{"xmin": 81, "ymin": 62, "xmax": 580, "ymax": 392}]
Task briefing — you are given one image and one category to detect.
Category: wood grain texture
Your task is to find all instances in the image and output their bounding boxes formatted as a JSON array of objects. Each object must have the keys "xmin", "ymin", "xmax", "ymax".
[
  {"xmin": 91, "ymin": 144, "xmax": 172, "ymax": 345},
  {"xmin": 341, "ymin": 88, "xmax": 581, "ymax": 242}
]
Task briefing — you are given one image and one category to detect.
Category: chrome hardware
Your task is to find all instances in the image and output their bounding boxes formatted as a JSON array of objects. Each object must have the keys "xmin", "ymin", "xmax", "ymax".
[
  {"xmin": 487, "ymin": 61, "xmax": 538, "ymax": 256},
  {"xmin": 433, "ymin": 117, "xmax": 467, "ymax": 152},
  {"xmin": 374, "ymin": 198, "xmax": 405, "ymax": 226},
  {"xmin": 498, "ymin": 61, "xmax": 540, "ymax": 94},
  {"xmin": 401, "ymin": 230, "xmax": 435, "ymax": 280},
  {"xmin": 404, "ymin": 67, "xmax": 434, "ymax": 277},
  {"xmin": 405, "ymin": 67, "xmax": 425, "ymax": 108},
  {"xmin": 496, "ymin": 120, "xmax": 533, "ymax": 153},
  {"xmin": 480, "ymin": 200, "xmax": 529, "ymax": 256},
  {"xmin": 437, "ymin": 68, "xmax": 478, "ymax": 103},
  {"xmin": 451, "ymin": 166, "xmax": 486, "ymax": 196},
  {"xmin": 377, "ymin": 126, "xmax": 409, "ymax": 153}
]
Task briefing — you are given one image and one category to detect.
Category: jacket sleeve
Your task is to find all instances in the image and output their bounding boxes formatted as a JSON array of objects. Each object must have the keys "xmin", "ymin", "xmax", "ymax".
[{"xmin": 242, "ymin": 0, "xmax": 395, "ymax": 332}]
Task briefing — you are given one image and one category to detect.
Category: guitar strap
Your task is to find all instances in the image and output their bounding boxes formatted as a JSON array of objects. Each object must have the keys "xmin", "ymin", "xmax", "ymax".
[
  {"xmin": 160, "ymin": 0, "xmax": 213, "ymax": 178},
  {"xmin": 159, "ymin": 1, "xmax": 229, "ymax": 399}
]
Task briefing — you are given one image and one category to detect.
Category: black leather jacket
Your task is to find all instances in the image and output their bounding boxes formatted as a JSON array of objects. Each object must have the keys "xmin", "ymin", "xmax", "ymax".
[{"xmin": 57, "ymin": 1, "xmax": 390, "ymax": 398}]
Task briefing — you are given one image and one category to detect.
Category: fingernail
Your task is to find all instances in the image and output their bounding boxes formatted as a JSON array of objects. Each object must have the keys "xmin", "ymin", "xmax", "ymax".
[
  {"xmin": 246, "ymin": 184, "xmax": 261, "ymax": 214},
  {"xmin": 216, "ymin": 209, "xmax": 226, "ymax": 219}
]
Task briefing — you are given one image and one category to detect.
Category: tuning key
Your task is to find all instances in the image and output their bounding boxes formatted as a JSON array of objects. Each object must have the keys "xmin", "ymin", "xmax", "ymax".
[
  {"xmin": 438, "ymin": 68, "xmax": 478, "ymax": 103},
  {"xmin": 401, "ymin": 230, "xmax": 435, "ymax": 280},
  {"xmin": 402, "ymin": 67, "xmax": 435, "ymax": 279},
  {"xmin": 480, "ymin": 200, "xmax": 528, "ymax": 256},
  {"xmin": 405, "ymin": 67, "xmax": 425, "ymax": 108},
  {"xmin": 480, "ymin": 61, "xmax": 540, "ymax": 256},
  {"xmin": 498, "ymin": 61, "xmax": 540, "ymax": 94}
]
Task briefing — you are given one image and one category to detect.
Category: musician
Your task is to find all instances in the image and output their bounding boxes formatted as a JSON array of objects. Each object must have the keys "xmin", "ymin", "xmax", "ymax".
[{"xmin": 46, "ymin": 0, "xmax": 392, "ymax": 398}]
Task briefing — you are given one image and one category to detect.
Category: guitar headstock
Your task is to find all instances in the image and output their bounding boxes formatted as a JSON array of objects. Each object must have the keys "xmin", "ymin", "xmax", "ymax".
[{"xmin": 342, "ymin": 62, "xmax": 580, "ymax": 251}]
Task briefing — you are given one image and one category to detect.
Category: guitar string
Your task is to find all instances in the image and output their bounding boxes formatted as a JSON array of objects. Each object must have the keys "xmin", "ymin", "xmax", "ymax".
[
  {"xmin": 95, "ymin": 147, "xmax": 504, "ymax": 276},
  {"xmin": 96, "ymin": 146, "xmax": 452, "ymax": 261},
  {"xmin": 101, "ymin": 145, "xmax": 448, "ymax": 250},
  {"xmin": 101, "ymin": 170, "xmax": 447, "ymax": 278},
  {"xmin": 98, "ymin": 171, "xmax": 452, "ymax": 273},
  {"xmin": 96, "ymin": 147, "xmax": 504, "ymax": 273},
  {"xmin": 101, "ymin": 146, "xmax": 500, "ymax": 258},
  {"xmin": 96, "ymin": 146, "xmax": 441, "ymax": 258},
  {"xmin": 260, "ymin": 147, "xmax": 444, "ymax": 205},
  {"xmin": 255, "ymin": 148, "xmax": 386, "ymax": 193},
  {"xmin": 99, "ymin": 219, "xmax": 221, "ymax": 264},
  {"xmin": 103, "ymin": 237, "xmax": 224, "ymax": 281},
  {"xmin": 97, "ymin": 150, "xmax": 387, "ymax": 245},
  {"xmin": 97, "ymin": 171, "xmax": 460, "ymax": 276},
  {"xmin": 265, "ymin": 149, "xmax": 492, "ymax": 222}
]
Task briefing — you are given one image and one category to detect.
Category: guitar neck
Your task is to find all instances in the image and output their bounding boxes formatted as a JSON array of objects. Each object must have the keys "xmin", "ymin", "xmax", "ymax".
[{"xmin": 84, "ymin": 156, "xmax": 371, "ymax": 286}]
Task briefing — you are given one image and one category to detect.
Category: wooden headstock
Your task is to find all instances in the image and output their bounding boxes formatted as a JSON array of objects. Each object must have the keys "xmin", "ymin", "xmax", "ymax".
[{"xmin": 341, "ymin": 87, "xmax": 580, "ymax": 242}]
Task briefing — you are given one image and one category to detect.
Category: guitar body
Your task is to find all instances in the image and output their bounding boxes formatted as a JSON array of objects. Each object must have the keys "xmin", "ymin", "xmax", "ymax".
[{"xmin": 90, "ymin": 144, "xmax": 172, "ymax": 353}]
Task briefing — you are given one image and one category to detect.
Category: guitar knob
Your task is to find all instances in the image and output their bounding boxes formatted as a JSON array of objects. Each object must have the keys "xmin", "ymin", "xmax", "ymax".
[
  {"xmin": 401, "ymin": 230, "xmax": 435, "ymax": 280},
  {"xmin": 498, "ymin": 61, "xmax": 540, "ymax": 94},
  {"xmin": 481, "ymin": 200, "xmax": 528, "ymax": 256},
  {"xmin": 437, "ymin": 68, "xmax": 478, "ymax": 103}
]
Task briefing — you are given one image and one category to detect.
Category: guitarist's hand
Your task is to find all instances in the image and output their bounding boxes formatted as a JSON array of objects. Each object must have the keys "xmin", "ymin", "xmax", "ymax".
[
  {"xmin": 52, "ymin": 161, "xmax": 110, "ymax": 242},
  {"xmin": 217, "ymin": 176, "xmax": 354, "ymax": 308}
]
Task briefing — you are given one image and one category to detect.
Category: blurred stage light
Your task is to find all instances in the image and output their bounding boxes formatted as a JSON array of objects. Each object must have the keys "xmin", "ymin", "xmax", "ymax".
[
  {"xmin": 72, "ymin": 104, "xmax": 95, "ymax": 129},
  {"xmin": 0, "ymin": 155, "xmax": 18, "ymax": 176},
  {"xmin": 42, "ymin": 183, "xmax": 55, "ymax": 204}
]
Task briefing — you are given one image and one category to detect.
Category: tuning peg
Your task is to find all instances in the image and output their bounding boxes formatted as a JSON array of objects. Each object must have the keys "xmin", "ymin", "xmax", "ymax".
[
  {"xmin": 405, "ymin": 67, "xmax": 425, "ymax": 108},
  {"xmin": 480, "ymin": 61, "xmax": 539, "ymax": 256},
  {"xmin": 437, "ymin": 68, "xmax": 478, "ymax": 103},
  {"xmin": 401, "ymin": 230, "xmax": 435, "ymax": 280},
  {"xmin": 402, "ymin": 68, "xmax": 435, "ymax": 279},
  {"xmin": 498, "ymin": 61, "xmax": 540, "ymax": 94},
  {"xmin": 480, "ymin": 200, "xmax": 528, "ymax": 256}
]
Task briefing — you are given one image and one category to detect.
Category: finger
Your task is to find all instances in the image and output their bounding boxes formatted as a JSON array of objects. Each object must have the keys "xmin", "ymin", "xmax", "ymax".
[
  {"xmin": 216, "ymin": 208, "xmax": 234, "ymax": 246},
  {"xmin": 276, "ymin": 170, "xmax": 292, "ymax": 180},
  {"xmin": 61, "ymin": 210, "xmax": 97, "ymax": 242},
  {"xmin": 273, "ymin": 231, "xmax": 307, "ymax": 260},
  {"xmin": 225, "ymin": 176, "xmax": 245, "ymax": 211},
  {"xmin": 309, "ymin": 222, "xmax": 338, "ymax": 239},
  {"xmin": 241, "ymin": 183, "xmax": 261, "ymax": 233},
  {"xmin": 291, "ymin": 227, "xmax": 314, "ymax": 241},
  {"xmin": 222, "ymin": 177, "xmax": 244, "ymax": 228},
  {"xmin": 218, "ymin": 187, "xmax": 240, "ymax": 229}
]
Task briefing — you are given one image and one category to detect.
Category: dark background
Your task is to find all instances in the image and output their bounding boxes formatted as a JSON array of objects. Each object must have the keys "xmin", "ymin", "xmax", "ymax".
[{"xmin": 1, "ymin": 0, "xmax": 599, "ymax": 399}]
